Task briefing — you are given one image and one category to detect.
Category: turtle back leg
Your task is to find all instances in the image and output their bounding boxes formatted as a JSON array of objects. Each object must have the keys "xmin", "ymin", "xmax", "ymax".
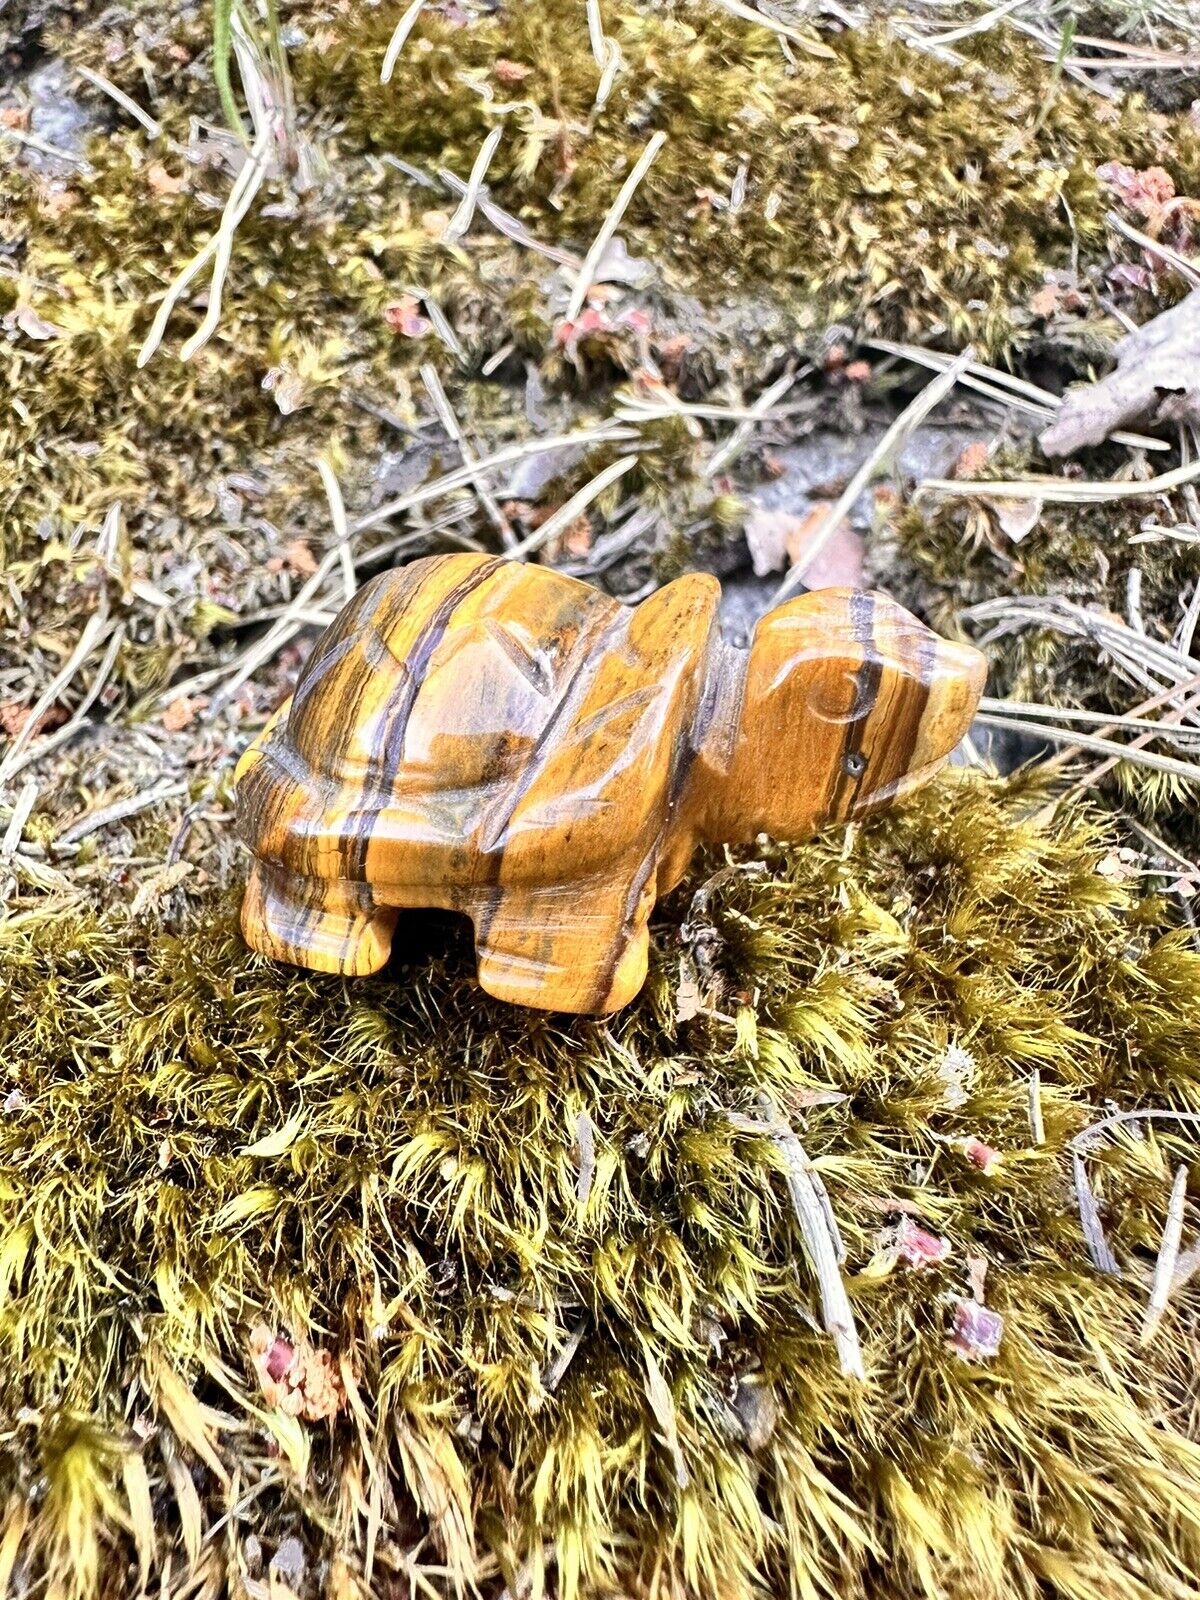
[
  {"xmin": 471, "ymin": 868, "xmax": 656, "ymax": 1014},
  {"xmin": 241, "ymin": 860, "xmax": 399, "ymax": 977}
]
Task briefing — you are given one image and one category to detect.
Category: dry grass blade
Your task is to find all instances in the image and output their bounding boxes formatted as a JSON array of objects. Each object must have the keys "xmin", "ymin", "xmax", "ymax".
[
  {"xmin": 924, "ymin": 455, "xmax": 1200, "ymax": 503},
  {"xmin": 566, "ymin": 131, "xmax": 666, "ymax": 323},
  {"xmin": 443, "ymin": 126, "xmax": 503, "ymax": 247},
  {"xmin": 774, "ymin": 348, "xmax": 972, "ymax": 603},
  {"xmin": 977, "ymin": 695, "xmax": 1200, "ymax": 741},
  {"xmin": 138, "ymin": 128, "xmax": 271, "ymax": 367},
  {"xmin": 704, "ymin": 367, "xmax": 806, "ymax": 478},
  {"xmin": 1072, "ymin": 1148, "xmax": 1120, "ymax": 1274},
  {"xmin": 420, "ymin": 363, "xmax": 516, "ymax": 548},
  {"xmin": 59, "ymin": 782, "xmax": 188, "ymax": 846},
  {"xmin": 0, "ymin": 600, "xmax": 109, "ymax": 787},
  {"xmin": 75, "ymin": 63, "xmax": 161, "ymax": 136},
  {"xmin": 973, "ymin": 711, "xmax": 1200, "ymax": 783},
  {"xmin": 704, "ymin": 0, "xmax": 835, "ymax": 56},
  {"xmin": 755, "ymin": 1094, "xmax": 864, "ymax": 1380},
  {"xmin": 575, "ymin": 1108, "xmax": 596, "ymax": 1205},
  {"xmin": 922, "ymin": 0, "xmax": 1030, "ymax": 47},
  {"xmin": 639, "ymin": 1341, "xmax": 689, "ymax": 1488},
  {"xmin": 1029, "ymin": 1070, "xmax": 1045, "ymax": 1146},
  {"xmin": 868, "ymin": 339, "xmax": 1169, "ymax": 452},
  {"xmin": 353, "ymin": 423, "xmax": 638, "ymax": 536},
  {"xmin": 1107, "ymin": 211, "xmax": 1200, "ymax": 289},
  {"xmin": 1072, "ymin": 1109, "xmax": 1200, "ymax": 1274},
  {"xmin": 316, "ymin": 457, "xmax": 357, "ymax": 603},
  {"xmin": 1140, "ymin": 1164, "xmax": 1189, "ymax": 1345},
  {"xmin": 121, "ymin": 1451, "xmax": 156, "ymax": 1590},
  {"xmin": 1, "ymin": 781, "xmax": 38, "ymax": 862},
  {"xmin": 506, "ymin": 457, "xmax": 638, "ymax": 559},
  {"xmin": 543, "ymin": 1313, "xmax": 588, "ymax": 1394},
  {"xmin": 380, "ymin": 0, "xmax": 428, "ymax": 83},
  {"xmin": 0, "ymin": 124, "xmax": 92, "ymax": 168}
]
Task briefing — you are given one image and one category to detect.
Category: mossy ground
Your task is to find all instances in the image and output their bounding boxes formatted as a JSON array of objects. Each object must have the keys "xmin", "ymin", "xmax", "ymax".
[
  {"xmin": 4, "ymin": 777, "xmax": 1200, "ymax": 1599},
  {"xmin": 6, "ymin": 0, "xmax": 1200, "ymax": 694},
  {"xmin": 890, "ymin": 445, "xmax": 1200, "ymax": 849}
]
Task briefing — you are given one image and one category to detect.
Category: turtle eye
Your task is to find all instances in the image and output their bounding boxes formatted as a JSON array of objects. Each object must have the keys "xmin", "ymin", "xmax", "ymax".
[{"xmin": 842, "ymin": 751, "xmax": 867, "ymax": 779}]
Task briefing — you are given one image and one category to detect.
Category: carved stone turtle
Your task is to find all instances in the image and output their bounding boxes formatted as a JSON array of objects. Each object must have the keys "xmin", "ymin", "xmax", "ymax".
[{"xmin": 235, "ymin": 553, "xmax": 985, "ymax": 1013}]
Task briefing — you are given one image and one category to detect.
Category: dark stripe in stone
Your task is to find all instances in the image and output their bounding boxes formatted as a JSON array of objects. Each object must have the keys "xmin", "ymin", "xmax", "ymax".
[
  {"xmin": 340, "ymin": 556, "xmax": 505, "ymax": 887},
  {"xmin": 823, "ymin": 591, "xmax": 882, "ymax": 821}
]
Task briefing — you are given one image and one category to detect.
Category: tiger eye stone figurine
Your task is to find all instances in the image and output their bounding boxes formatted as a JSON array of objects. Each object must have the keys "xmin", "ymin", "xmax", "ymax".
[{"xmin": 235, "ymin": 554, "xmax": 985, "ymax": 1014}]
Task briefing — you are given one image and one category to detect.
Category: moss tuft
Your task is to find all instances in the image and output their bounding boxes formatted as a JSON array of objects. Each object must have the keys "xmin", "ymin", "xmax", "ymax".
[{"xmin": 3, "ymin": 776, "xmax": 1200, "ymax": 1597}]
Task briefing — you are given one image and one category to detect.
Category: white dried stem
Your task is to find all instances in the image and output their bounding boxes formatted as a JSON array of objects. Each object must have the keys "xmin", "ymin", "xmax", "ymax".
[
  {"xmin": 75, "ymin": 64, "xmax": 161, "ymax": 137},
  {"xmin": 757, "ymin": 1093, "xmax": 864, "ymax": 1380},
  {"xmin": 565, "ymin": 131, "xmax": 665, "ymax": 323},
  {"xmin": 774, "ymin": 348, "xmax": 972, "ymax": 603},
  {"xmin": 381, "ymin": 0, "xmax": 428, "ymax": 83},
  {"xmin": 443, "ymin": 126, "xmax": 503, "ymax": 246},
  {"xmin": 1141, "ymin": 1164, "xmax": 1189, "ymax": 1345},
  {"xmin": 506, "ymin": 457, "xmax": 638, "ymax": 560},
  {"xmin": 420, "ymin": 363, "xmax": 517, "ymax": 548}
]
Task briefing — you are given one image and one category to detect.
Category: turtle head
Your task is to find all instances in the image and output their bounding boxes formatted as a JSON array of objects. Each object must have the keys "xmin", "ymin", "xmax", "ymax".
[{"xmin": 700, "ymin": 589, "xmax": 985, "ymax": 845}]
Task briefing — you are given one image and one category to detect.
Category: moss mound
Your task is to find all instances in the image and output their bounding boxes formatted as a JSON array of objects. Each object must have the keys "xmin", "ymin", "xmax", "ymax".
[{"xmin": 3, "ymin": 776, "xmax": 1200, "ymax": 1598}]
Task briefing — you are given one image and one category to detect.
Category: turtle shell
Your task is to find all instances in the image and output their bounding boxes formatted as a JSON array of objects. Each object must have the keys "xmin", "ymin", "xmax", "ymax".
[{"xmin": 235, "ymin": 552, "xmax": 721, "ymax": 898}]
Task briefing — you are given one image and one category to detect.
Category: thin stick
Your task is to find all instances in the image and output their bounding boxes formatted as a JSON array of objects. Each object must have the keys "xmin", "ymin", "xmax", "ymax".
[
  {"xmin": 704, "ymin": 0, "xmax": 835, "ymax": 57},
  {"xmin": 1028, "ymin": 1071, "xmax": 1045, "ymax": 1147},
  {"xmin": 420, "ymin": 363, "xmax": 517, "ymax": 549},
  {"xmin": 381, "ymin": 0, "xmax": 428, "ymax": 83},
  {"xmin": 180, "ymin": 129, "xmax": 272, "ymax": 360},
  {"xmin": 566, "ymin": 131, "xmax": 665, "ymax": 323},
  {"xmin": 972, "ymin": 712, "xmax": 1200, "ymax": 783},
  {"xmin": 138, "ymin": 129, "xmax": 270, "ymax": 367},
  {"xmin": 442, "ymin": 127, "xmax": 503, "ymax": 246},
  {"xmin": 1141, "ymin": 1164, "xmax": 1189, "ymax": 1345},
  {"xmin": 1, "ymin": 782, "xmax": 39, "ymax": 863},
  {"xmin": 1, "ymin": 624, "xmax": 126, "ymax": 785},
  {"xmin": 924, "ymin": 454, "xmax": 1200, "ymax": 504},
  {"xmin": 922, "ymin": 0, "xmax": 1030, "ymax": 47},
  {"xmin": 316, "ymin": 458, "xmax": 357, "ymax": 603},
  {"xmin": 867, "ymin": 339, "xmax": 1168, "ymax": 453},
  {"xmin": 977, "ymin": 695, "xmax": 1200, "ymax": 739},
  {"xmin": 75, "ymin": 64, "xmax": 161, "ymax": 137},
  {"xmin": 756, "ymin": 1094, "xmax": 864, "ymax": 1380},
  {"xmin": 352, "ymin": 423, "xmax": 639, "ymax": 536},
  {"xmin": 1072, "ymin": 1108, "xmax": 1200, "ymax": 1274},
  {"xmin": 58, "ymin": 782, "xmax": 187, "ymax": 846},
  {"xmin": 704, "ymin": 367, "xmax": 804, "ymax": 478},
  {"xmin": 542, "ymin": 1313, "xmax": 588, "ymax": 1394},
  {"xmin": 0, "ymin": 602, "xmax": 110, "ymax": 787},
  {"xmin": 0, "ymin": 125, "xmax": 91, "ymax": 168},
  {"xmin": 506, "ymin": 457, "xmax": 638, "ymax": 560},
  {"xmin": 774, "ymin": 348, "xmax": 972, "ymax": 603},
  {"xmin": 1107, "ymin": 210, "xmax": 1200, "ymax": 289}
]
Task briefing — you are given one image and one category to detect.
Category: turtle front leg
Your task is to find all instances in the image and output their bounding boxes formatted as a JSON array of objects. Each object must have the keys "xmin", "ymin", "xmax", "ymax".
[
  {"xmin": 241, "ymin": 859, "xmax": 399, "ymax": 977},
  {"xmin": 472, "ymin": 872, "xmax": 655, "ymax": 1015}
]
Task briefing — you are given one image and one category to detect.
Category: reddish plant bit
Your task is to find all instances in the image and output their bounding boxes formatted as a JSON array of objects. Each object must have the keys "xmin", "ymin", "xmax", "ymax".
[
  {"xmin": 0, "ymin": 700, "xmax": 67, "ymax": 738},
  {"xmin": 950, "ymin": 1298, "xmax": 1004, "ymax": 1361},
  {"xmin": 493, "ymin": 58, "xmax": 531, "ymax": 83},
  {"xmin": 162, "ymin": 695, "xmax": 208, "ymax": 733},
  {"xmin": 895, "ymin": 1215, "xmax": 950, "ymax": 1269},
  {"xmin": 264, "ymin": 1336, "xmax": 294, "ymax": 1382},
  {"xmin": 952, "ymin": 441, "xmax": 990, "ymax": 480},
  {"xmin": 843, "ymin": 360, "xmax": 871, "ymax": 383},
  {"xmin": 384, "ymin": 295, "xmax": 431, "ymax": 338},
  {"xmin": 1097, "ymin": 162, "xmax": 1176, "ymax": 216},
  {"xmin": 963, "ymin": 1137, "xmax": 1000, "ymax": 1174}
]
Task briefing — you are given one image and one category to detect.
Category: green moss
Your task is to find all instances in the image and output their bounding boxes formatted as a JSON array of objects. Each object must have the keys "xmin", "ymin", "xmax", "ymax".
[{"xmin": 3, "ymin": 775, "xmax": 1200, "ymax": 1597}]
